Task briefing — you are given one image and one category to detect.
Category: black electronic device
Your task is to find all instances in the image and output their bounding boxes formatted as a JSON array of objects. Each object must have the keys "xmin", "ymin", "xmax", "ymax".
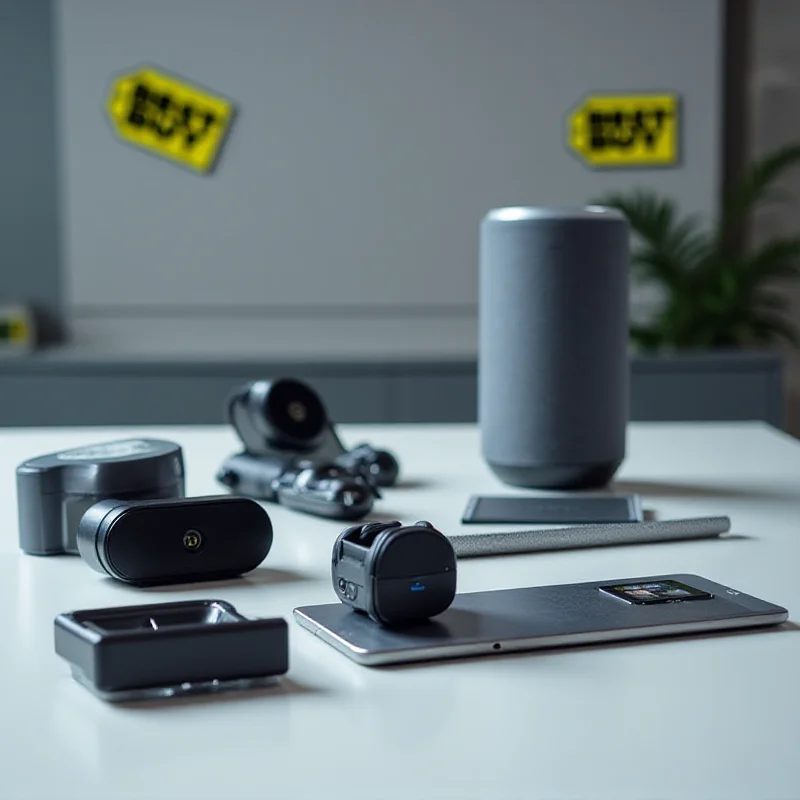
[
  {"xmin": 226, "ymin": 376, "xmax": 399, "ymax": 485},
  {"xmin": 331, "ymin": 519, "xmax": 457, "ymax": 626},
  {"xmin": 218, "ymin": 452, "xmax": 375, "ymax": 520},
  {"xmin": 331, "ymin": 442, "xmax": 400, "ymax": 489},
  {"xmin": 218, "ymin": 377, "xmax": 400, "ymax": 520},
  {"xmin": 76, "ymin": 495, "xmax": 273, "ymax": 586},
  {"xmin": 16, "ymin": 439, "xmax": 185, "ymax": 556},
  {"xmin": 55, "ymin": 599, "xmax": 289, "ymax": 702}
]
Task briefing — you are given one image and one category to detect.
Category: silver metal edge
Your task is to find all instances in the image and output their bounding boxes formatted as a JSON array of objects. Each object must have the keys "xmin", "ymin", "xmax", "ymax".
[
  {"xmin": 628, "ymin": 494, "xmax": 644, "ymax": 522},
  {"xmin": 294, "ymin": 609, "xmax": 788, "ymax": 667}
]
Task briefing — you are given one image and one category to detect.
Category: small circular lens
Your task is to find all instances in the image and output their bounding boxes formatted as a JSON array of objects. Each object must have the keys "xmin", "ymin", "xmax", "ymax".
[
  {"xmin": 287, "ymin": 400, "xmax": 307, "ymax": 422},
  {"xmin": 264, "ymin": 379, "xmax": 326, "ymax": 444},
  {"xmin": 183, "ymin": 530, "xmax": 202, "ymax": 551}
]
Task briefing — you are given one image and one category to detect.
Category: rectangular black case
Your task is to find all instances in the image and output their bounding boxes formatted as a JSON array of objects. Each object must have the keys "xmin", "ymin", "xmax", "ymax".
[{"xmin": 55, "ymin": 599, "xmax": 288, "ymax": 700}]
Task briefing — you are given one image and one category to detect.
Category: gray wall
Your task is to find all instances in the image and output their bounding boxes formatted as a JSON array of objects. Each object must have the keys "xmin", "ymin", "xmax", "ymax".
[
  {"xmin": 53, "ymin": 0, "xmax": 723, "ymax": 357},
  {"xmin": 0, "ymin": 0, "xmax": 61, "ymax": 342},
  {"xmin": 0, "ymin": 353, "xmax": 784, "ymax": 428},
  {"xmin": 750, "ymin": 0, "xmax": 800, "ymax": 436}
]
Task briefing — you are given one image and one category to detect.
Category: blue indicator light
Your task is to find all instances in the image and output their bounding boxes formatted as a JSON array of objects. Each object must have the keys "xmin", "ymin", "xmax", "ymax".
[{"xmin": 410, "ymin": 582, "xmax": 426, "ymax": 592}]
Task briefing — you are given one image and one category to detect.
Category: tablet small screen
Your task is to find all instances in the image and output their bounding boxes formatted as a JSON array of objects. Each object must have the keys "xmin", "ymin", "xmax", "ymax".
[{"xmin": 599, "ymin": 580, "xmax": 713, "ymax": 605}]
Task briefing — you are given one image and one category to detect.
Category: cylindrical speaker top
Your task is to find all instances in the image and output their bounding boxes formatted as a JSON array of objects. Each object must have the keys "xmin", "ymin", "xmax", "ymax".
[
  {"xmin": 483, "ymin": 206, "xmax": 626, "ymax": 224},
  {"xmin": 478, "ymin": 205, "xmax": 630, "ymax": 489}
]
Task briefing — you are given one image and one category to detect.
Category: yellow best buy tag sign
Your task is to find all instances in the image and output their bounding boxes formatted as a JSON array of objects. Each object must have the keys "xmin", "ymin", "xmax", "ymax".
[
  {"xmin": 107, "ymin": 67, "xmax": 235, "ymax": 174},
  {"xmin": 567, "ymin": 93, "xmax": 679, "ymax": 168},
  {"xmin": 0, "ymin": 317, "xmax": 28, "ymax": 343},
  {"xmin": 0, "ymin": 305, "xmax": 35, "ymax": 354},
  {"xmin": 8, "ymin": 317, "xmax": 27, "ymax": 343}
]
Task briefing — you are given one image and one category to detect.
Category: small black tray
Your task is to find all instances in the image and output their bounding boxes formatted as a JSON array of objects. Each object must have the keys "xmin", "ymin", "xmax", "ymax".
[{"xmin": 54, "ymin": 599, "xmax": 288, "ymax": 701}]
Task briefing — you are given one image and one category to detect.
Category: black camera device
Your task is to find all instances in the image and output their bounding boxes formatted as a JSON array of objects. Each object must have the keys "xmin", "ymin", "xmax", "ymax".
[
  {"xmin": 217, "ymin": 377, "xmax": 400, "ymax": 520},
  {"xmin": 331, "ymin": 520, "xmax": 457, "ymax": 626},
  {"xmin": 77, "ymin": 495, "xmax": 273, "ymax": 587},
  {"xmin": 16, "ymin": 439, "xmax": 185, "ymax": 556}
]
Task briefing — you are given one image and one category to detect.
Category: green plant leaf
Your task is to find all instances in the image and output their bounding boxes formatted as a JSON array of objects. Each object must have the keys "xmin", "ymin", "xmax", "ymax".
[
  {"xmin": 631, "ymin": 249, "xmax": 685, "ymax": 288},
  {"xmin": 592, "ymin": 189, "xmax": 677, "ymax": 241},
  {"xmin": 721, "ymin": 142, "xmax": 800, "ymax": 235},
  {"xmin": 629, "ymin": 323, "xmax": 663, "ymax": 351},
  {"xmin": 742, "ymin": 236, "xmax": 800, "ymax": 285},
  {"xmin": 593, "ymin": 190, "xmax": 678, "ymax": 248},
  {"xmin": 753, "ymin": 289, "xmax": 791, "ymax": 311},
  {"xmin": 595, "ymin": 190, "xmax": 711, "ymax": 288},
  {"xmin": 746, "ymin": 311, "xmax": 800, "ymax": 346},
  {"xmin": 595, "ymin": 191, "xmax": 709, "ymax": 257},
  {"xmin": 591, "ymin": 143, "xmax": 800, "ymax": 352}
]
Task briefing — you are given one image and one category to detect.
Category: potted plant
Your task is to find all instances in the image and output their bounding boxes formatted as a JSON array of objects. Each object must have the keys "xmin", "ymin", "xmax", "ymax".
[
  {"xmin": 593, "ymin": 142, "xmax": 800, "ymax": 351},
  {"xmin": 591, "ymin": 143, "xmax": 800, "ymax": 428}
]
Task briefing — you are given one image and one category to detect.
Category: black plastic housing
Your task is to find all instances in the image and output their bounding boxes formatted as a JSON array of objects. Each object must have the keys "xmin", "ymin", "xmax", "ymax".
[
  {"xmin": 54, "ymin": 599, "xmax": 288, "ymax": 701},
  {"xmin": 77, "ymin": 495, "xmax": 273, "ymax": 586},
  {"xmin": 16, "ymin": 438, "xmax": 185, "ymax": 556},
  {"xmin": 227, "ymin": 377, "xmax": 342, "ymax": 458},
  {"xmin": 218, "ymin": 451, "xmax": 376, "ymax": 520},
  {"xmin": 331, "ymin": 521, "xmax": 457, "ymax": 626},
  {"xmin": 223, "ymin": 376, "xmax": 400, "ymax": 489}
]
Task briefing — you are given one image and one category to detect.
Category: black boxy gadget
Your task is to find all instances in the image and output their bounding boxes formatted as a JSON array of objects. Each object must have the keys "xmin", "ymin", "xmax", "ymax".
[
  {"xmin": 76, "ymin": 496, "xmax": 273, "ymax": 586},
  {"xmin": 331, "ymin": 520, "xmax": 457, "ymax": 626},
  {"xmin": 55, "ymin": 599, "xmax": 289, "ymax": 701},
  {"xmin": 16, "ymin": 439, "xmax": 185, "ymax": 555}
]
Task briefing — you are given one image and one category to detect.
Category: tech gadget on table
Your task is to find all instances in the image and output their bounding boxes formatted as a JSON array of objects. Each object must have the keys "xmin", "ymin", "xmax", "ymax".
[
  {"xmin": 217, "ymin": 377, "xmax": 400, "ymax": 520},
  {"xmin": 76, "ymin": 495, "xmax": 273, "ymax": 586},
  {"xmin": 331, "ymin": 519, "xmax": 457, "ymax": 625},
  {"xmin": 16, "ymin": 438, "xmax": 185, "ymax": 555},
  {"xmin": 478, "ymin": 207, "xmax": 629, "ymax": 490},
  {"xmin": 218, "ymin": 453, "xmax": 376, "ymax": 520},
  {"xmin": 461, "ymin": 493, "xmax": 643, "ymax": 524},
  {"xmin": 54, "ymin": 600, "xmax": 289, "ymax": 702},
  {"xmin": 294, "ymin": 574, "xmax": 788, "ymax": 666}
]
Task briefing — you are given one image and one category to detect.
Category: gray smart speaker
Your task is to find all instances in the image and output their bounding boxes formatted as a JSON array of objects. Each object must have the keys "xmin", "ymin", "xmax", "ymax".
[{"xmin": 478, "ymin": 206, "xmax": 630, "ymax": 489}]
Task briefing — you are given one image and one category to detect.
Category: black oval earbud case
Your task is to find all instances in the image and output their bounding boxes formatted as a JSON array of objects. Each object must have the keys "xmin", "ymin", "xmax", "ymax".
[{"xmin": 77, "ymin": 495, "xmax": 273, "ymax": 586}]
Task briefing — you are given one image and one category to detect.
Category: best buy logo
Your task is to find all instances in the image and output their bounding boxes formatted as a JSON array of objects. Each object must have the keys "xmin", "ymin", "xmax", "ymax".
[
  {"xmin": 107, "ymin": 66, "xmax": 235, "ymax": 174},
  {"xmin": 567, "ymin": 93, "xmax": 680, "ymax": 168}
]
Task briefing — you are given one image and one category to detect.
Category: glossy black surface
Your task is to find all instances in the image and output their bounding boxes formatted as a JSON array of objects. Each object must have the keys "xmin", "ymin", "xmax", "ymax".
[
  {"xmin": 77, "ymin": 496, "xmax": 273, "ymax": 586},
  {"xmin": 55, "ymin": 599, "xmax": 289, "ymax": 694}
]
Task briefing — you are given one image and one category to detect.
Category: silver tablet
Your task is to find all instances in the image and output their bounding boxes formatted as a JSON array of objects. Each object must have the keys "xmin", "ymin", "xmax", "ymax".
[{"xmin": 293, "ymin": 574, "xmax": 789, "ymax": 666}]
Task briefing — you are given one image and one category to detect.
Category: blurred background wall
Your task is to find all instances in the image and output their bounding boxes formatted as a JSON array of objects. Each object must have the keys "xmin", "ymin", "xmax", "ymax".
[
  {"xmin": 0, "ymin": 0, "xmax": 61, "ymax": 343},
  {"xmin": 750, "ymin": 0, "xmax": 800, "ymax": 434},
  {"xmin": 54, "ymin": 0, "xmax": 721, "ymax": 358},
  {"xmin": 6, "ymin": 0, "xmax": 795, "ymax": 429}
]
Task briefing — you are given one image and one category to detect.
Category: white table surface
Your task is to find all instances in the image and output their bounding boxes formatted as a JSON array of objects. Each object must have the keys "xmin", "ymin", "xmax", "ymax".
[{"xmin": 1, "ymin": 421, "xmax": 798, "ymax": 800}]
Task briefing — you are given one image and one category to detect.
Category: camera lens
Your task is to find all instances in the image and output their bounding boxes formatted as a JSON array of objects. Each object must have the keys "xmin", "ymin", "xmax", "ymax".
[
  {"xmin": 183, "ymin": 530, "xmax": 203, "ymax": 551},
  {"xmin": 286, "ymin": 400, "xmax": 307, "ymax": 423},
  {"xmin": 265, "ymin": 379, "xmax": 327, "ymax": 445}
]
